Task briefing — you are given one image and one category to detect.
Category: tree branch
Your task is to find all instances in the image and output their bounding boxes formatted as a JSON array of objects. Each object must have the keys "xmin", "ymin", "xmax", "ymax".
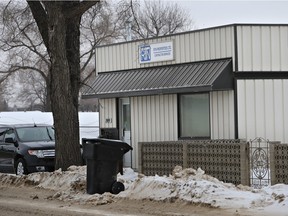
[
  {"xmin": 26, "ymin": 0, "xmax": 49, "ymax": 52},
  {"xmin": 0, "ymin": 65, "xmax": 47, "ymax": 82},
  {"xmin": 63, "ymin": 0, "xmax": 100, "ymax": 19}
]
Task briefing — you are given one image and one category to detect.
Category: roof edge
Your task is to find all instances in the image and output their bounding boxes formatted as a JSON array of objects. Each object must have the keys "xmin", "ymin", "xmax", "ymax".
[{"xmin": 96, "ymin": 23, "xmax": 288, "ymax": 49}]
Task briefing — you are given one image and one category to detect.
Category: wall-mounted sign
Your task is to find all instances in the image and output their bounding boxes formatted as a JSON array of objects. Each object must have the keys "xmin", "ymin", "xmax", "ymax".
[{"xmin": 139, "ymin": 41, "xmax": 174, "ymax": 64}]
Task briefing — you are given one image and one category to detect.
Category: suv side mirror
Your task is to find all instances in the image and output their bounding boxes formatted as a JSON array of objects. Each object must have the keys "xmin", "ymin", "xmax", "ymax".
[
  {"xmin": 5, "ymin": 137, "xmax": 15, "ymax": 143},
  {"xmin": 5, "ymin": 137, "xmax": 18, "ymax": 147}
]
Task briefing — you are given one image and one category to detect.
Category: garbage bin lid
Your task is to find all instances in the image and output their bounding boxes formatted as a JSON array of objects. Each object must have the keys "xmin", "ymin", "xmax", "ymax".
[
  {"xmin": 97, "ymin": 138, "xmax": 133, "ymax": 151},
  {"xmin": 83, "ymin": 138, "xmax": 133, "ymax": 151}
]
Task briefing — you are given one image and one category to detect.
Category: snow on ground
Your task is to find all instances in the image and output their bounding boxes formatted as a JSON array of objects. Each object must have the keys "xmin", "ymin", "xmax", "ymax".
[
  {"xmin": 0, "ymin": 166, "xmax": 287, "ymax": 214},
  {"xmin": 0, "ymin": 111, "xmax": 287, "ymax": 214}
]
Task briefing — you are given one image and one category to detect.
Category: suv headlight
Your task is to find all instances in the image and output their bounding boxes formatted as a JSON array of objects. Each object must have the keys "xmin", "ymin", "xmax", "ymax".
[{"xmin": 28, "ymin": 150, "xmax": 45, "ymax": 158}]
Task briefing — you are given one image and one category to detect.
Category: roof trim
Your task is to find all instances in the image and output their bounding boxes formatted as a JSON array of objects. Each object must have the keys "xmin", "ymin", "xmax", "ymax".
[
  {"xmin": 82, "ymin": 58, "xmax": 234, "ymax": 99},
  {"xmin": 235, "ymin": 71, "xmax": 288, "ymax": 79}
]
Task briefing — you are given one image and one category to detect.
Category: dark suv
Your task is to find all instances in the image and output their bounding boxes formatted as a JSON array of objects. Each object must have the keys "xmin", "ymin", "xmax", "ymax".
[{"xmin": 0, "ymin": 124, "xmax": 55, "ymax": 175}]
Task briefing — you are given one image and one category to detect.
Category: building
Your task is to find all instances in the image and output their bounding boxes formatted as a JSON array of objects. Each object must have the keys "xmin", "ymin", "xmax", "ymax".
[{"xmin": 82, "ymin": 24, "xmax": 288, "ymax": 170}]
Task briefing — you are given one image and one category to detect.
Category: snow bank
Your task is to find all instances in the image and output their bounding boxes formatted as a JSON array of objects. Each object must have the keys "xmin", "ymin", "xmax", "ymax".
[{"xmin": 0, "ymin": 166, "xmax": 287, "ymax": 214}]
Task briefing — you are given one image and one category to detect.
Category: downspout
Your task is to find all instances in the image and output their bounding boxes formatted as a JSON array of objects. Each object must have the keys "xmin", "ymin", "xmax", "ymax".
[{"xmin": 233, "ymin": 25, "xmax": 239, "ymax": 139}]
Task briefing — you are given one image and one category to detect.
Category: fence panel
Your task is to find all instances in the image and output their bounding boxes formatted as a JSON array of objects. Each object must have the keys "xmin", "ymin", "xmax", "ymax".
[
  {"xmin": 139, "ymin": 142, "xmax": 183, "ymax": 176},
  {"xmin": 187, "ymin": 140, "xmax": 249, "ymax": 185},
  {"xmin": 270, "ymin": 142, "xmax": 288, "ymax": 185},
  {"xmin": 249, "ymin": 138, "xmax": 270, "ymax": 188},
  {"xmin": 139, "ymin": 140, "xmax": 249, "ymax": 185},
  {"xmin": 139, "ymin": 139, "xmax": 288, "ymax": 186}
]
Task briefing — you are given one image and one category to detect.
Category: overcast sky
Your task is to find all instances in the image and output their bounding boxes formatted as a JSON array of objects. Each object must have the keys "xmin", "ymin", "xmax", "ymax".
[{"xmin": 171, "ymin": 1, "xmax": 288, "ymax": 29}]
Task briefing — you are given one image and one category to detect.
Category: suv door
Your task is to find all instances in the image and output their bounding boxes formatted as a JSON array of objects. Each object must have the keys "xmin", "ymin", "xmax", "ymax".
[
  {"xmin": 0, "ymin": 127, "xmax": 8, "ymax": 172},
  {"xmin": 0, "ymin": 128, "xmax": 17, "ymax": 173}
]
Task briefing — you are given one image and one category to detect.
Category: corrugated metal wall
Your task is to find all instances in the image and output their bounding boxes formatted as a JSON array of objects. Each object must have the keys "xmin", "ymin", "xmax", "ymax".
[
  {"xmin": 95, "ymin": 24, "xmax": 288, "ymax": 168},
  {"xmin": 99, "ymin": 98, "xmax": 117, "ymax": 128},
  {"xmin": 96, "ymin": 25, "xmax": 288, "ymax": 73},
  {"xmin": 210, "ymin": 91, "xmax": 235, "ymax": 139},
  {"xmin": 130, "ymin": 94, "xmax": 178, "ymax": 168},
  {"xmin": 96, "ymin": 26, "xmax": 235, "ymax": 72},
  {"xmin": 237, "ymin": 79, "xmax": 288, "ymax": 143},
  {"xmin": 237, "ymin": 25, "xmax": 288, "ymax": 71},
  {"xmin": 128, "ymin": 92, "xmax": 235, "ymax": 169}
]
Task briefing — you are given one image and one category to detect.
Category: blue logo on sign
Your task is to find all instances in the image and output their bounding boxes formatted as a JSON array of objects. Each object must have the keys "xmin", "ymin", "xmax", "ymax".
[{"xmin": 140, "ymin": 45, "xmax": 151, "ymax": 62}]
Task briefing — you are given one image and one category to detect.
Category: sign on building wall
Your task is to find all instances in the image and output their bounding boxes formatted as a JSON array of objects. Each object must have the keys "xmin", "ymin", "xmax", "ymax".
[{"xmin": 139, "ymin": 41, "xmax": 174, "ymax": 64}]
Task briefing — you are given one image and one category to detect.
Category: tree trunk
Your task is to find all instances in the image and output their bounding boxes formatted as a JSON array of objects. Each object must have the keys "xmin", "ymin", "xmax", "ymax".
[
  {"xmin": 44, "ymin": 72, "xmax": 52, "ymax": 112},
  {"xmin": 46, "ymin": 3, "xmax": 82, "ymax": 170},
  {"xmin": 44, "ymin": 90, "xmax": 52, "ymax": 112},
  {"xmin": 27, "ymin": 0, "xmax": 99, "ymax": 170}
]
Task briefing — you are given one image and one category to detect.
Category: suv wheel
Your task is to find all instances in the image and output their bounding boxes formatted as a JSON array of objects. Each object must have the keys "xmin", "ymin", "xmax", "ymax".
[{"xmin": 15, "ymin": 158, "xmax": 28, "ymax": 175}]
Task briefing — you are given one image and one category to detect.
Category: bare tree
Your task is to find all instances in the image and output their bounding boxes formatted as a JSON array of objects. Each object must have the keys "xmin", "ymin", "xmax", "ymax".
[
  {"xmin": 0, "ymin": 81, "xmax": 9, "ymax": 111},
  {"xmin": 0, "ymin": 0, "xmax": 192, "ymax": 110},
  {"xmin": 80, "ymin": 1, "xmax": 120, "ymax": 84},
  {"xmin": 0, "ymin": 1, "xmax": 119, "ymax": 111},
  {"xmin": 0, "ymin": 1, "xmax": 51, "ymax": 110},
  {"xmin": 116, "ymin": 0, "xmax": 194, "ymax": 40},
  {"xmin": 15, "ymin": 71, "xmax": 47, "ymax": 110},
  {"xmin": 25, "ymin": 0, "xmax": 99, "ymax": 170}
]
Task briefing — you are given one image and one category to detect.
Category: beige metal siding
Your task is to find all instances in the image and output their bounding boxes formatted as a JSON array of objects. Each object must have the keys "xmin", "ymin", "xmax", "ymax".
[
  {"xmin": 237, "ymin": 26, "xmax": 288, "ymax": 71},
  {"xmin": 96, "ymin": 25, "xmax": 288, "ymax": 73},
  {"xmin": 131, "ymin": 94, "xmax": 178, "ymax": 169},
  {"xmin": 237, "ymin": 79, "xmax": 288, "ymax": 143},
  {"xmin": 210, "ymin": 91, "xmax": 235, "ymax": 139},
  {"xmin": 173, "ymin": 27, "xmax": 234, "ymax": 64},
  {"xmin": 130, "ymin": 92, "xmax": 235, "ymax": 169},
  {"xmin": 96, "ymin": 26, "xmax": 235, "ymax": 73},
  {"xmin": 99, "ymin": 98, "xmax": 117, "ymax": 128}
]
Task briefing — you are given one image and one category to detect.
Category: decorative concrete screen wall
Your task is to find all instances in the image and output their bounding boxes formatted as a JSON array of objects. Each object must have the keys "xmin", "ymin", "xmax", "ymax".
[
  {"xmin": 139, "ymin": 142, "xmax": 184, "ymax": 176},
  {"xmin": 139, "ymin": 140, "xmax": 250, "ymax": 186},
  {"xmin": 270, "ymin": 142, "xmax": 288, "ymax": 185},
  {"xmin": 186, "ymin": 140, "xmax": 249, "ymax": 185}
]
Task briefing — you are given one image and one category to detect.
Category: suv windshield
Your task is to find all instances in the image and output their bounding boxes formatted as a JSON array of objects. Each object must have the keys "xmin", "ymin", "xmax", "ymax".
[{"xmin": 16, "ymin": 126, "xmax": 55, "ymax": 142}]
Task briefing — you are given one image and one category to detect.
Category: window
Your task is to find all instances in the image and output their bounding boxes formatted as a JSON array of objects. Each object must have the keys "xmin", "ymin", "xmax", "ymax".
[
  {"xmin": 4, "ymin": 128, "xmax": 16, "ymax": 141},
  {"xmin": 0, "ymin": 128, "xmax": 8, "ymax": 141},
  {"xmin": 16, "ymin": 126, "xmax": 55, "ymax": 142},
  {"xmin": 179, "ymin": 93, "xmax": 210, "ymax": 139}
]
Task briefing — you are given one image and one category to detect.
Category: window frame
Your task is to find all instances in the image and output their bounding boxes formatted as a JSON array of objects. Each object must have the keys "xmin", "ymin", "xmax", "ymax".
[
  {"xmin": 178, "ymin": 92, "xmax": 211, "ymax": 140},
  {"xmin": 0, "ymin": 127, "xmax": 8, "ymax": 142}
]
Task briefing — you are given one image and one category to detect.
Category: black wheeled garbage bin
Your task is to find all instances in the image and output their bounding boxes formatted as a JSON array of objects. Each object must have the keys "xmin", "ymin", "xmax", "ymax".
[{"xmin": 82, "ymin": 138, "xmax": 133, "ymax": 195}]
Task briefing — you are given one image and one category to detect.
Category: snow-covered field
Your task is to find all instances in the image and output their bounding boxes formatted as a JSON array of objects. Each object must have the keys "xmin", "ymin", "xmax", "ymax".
[{"xmin": 0, "ymin": 166, "xmax": 287, "ymax": 215}]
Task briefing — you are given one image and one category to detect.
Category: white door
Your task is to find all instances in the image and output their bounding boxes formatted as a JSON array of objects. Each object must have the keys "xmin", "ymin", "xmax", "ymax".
[{"xmin": 119, "ymin": 98, "xmax": 132, "ymax": 167}]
